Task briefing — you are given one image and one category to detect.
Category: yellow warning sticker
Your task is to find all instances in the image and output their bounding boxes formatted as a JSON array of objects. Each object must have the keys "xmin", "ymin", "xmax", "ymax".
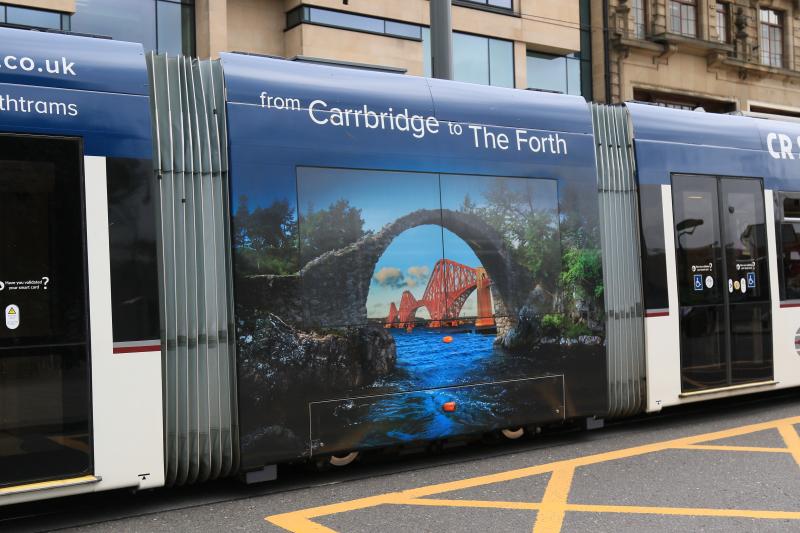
[{"xmin": 5, "ymin": 304, "xmax": 19, "ymax": 330}]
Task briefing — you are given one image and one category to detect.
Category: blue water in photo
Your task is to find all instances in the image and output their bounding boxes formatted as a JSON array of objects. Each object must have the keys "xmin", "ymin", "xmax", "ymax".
[
  {"xmin": 362, "ymin": 329, "xmax": 513, "ymax": 443},
  {"xmin": 382, "ymin": 329, "xmax": 497, "ymax": 389}
]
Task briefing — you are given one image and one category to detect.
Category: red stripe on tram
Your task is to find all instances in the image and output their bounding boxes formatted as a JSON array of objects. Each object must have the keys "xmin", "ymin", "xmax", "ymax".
[{"xmin": 113, "ymin": 344, "xmax": 162, "ymax": 354}]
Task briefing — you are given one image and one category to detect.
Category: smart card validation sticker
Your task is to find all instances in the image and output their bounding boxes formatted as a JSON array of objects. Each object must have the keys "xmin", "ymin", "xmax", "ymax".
[{"xmin": 5, "ymin": 304, "xmax": 19, "ymax": 330}]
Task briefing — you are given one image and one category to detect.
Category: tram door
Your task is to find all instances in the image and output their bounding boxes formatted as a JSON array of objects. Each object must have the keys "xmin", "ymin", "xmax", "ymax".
[
  {"xmin": 0, "ymin": 135, "xmax": 92, "ymax": 487},
  {"xmin": 672, "ymin": 175, "xmax": 773, "ymax": 393}
]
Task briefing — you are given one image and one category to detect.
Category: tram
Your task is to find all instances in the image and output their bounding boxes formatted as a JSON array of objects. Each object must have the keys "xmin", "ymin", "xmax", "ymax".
[{"xmin": 1, "ymin": 26, "xmax": 799, "ymax": 504}]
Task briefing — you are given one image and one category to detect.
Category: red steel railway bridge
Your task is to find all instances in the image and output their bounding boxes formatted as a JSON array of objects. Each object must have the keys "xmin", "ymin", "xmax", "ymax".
[{"xmin": 384, "ymin": 259, "xmax": 494, "ymax": 329}]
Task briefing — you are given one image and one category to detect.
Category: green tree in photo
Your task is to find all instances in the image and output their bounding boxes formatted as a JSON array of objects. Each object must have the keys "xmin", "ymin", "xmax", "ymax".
[
  {"xmin": 299, "ymin": 199, "xmax": 369, "ymax": 265},
  {"xmin": 234, "ymin": 195, "xmax": 299, "ymax": 276},
  {"xmin": 461, "ymin": 179, "xmax": 604, "ymax": 337},
  {"xmin": 460, "ymin": 180, "xmax": 561, "ymax": 299}
]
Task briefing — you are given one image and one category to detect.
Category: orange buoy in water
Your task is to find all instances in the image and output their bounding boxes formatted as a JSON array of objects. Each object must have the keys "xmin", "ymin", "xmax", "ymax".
[{"xmin": 443, "ymin": 336, "xmax": 454, "ymax": 344}]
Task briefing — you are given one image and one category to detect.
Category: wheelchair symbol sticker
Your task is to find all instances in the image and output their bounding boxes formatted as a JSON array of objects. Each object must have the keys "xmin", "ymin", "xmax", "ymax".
[
  {"xmin": 747, "ymin": 272, "xmax": 756, "ymax": 289},
  {"xmin": 694, "ymin": 275, "xmax": 703, "ymax": 291}
]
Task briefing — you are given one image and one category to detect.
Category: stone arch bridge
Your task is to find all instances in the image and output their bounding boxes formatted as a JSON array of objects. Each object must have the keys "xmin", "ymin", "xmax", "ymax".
[{"xmin": 297, "ymin": 209, "xmax": 534, "ymax": 329}]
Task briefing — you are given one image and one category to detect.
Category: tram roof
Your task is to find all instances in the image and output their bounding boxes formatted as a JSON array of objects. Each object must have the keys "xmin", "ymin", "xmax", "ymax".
[
  {"xmin": 0, "ymin": 27, "xmax": 152, "ymax": 158},
  {"xmin": 627, "ymin": 101, "xmax": 800, "ymax": 154},
  {"xmin": 220, "ymin": 52, "xmax": 594, "ymax": 136},
  {"xmin": 0, "ymin": 26, "xmax": 149, "ymax": 96}
]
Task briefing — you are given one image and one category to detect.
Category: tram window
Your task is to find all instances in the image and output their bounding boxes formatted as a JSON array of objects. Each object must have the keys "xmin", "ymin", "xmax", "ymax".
[
  {"xmin": 779, "ymin": 193, "xmax": 800, "ymax": 300},
  {"xmin": 0, "ymin": 135, "xmax": 91, "ymax": 487},
  {"xmin": 783, "ymin": 196, "xmax": 800, "ymax": 219},
  {"xmin": 639, "ymin": 184, "xmax": 669, "ymax": 310},
  {"xmin": 106, "ymin": 158, "xmax": 160, "ymax": 343}
]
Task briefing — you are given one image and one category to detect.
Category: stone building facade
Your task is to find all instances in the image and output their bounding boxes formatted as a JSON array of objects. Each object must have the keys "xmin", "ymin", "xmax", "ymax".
[
  {"xmin": 0, "ymin": 1, "xmax": 590, "ymax": 96},
  {"xmin": 196, "ymin": 0, "xmax": 589, "ymax": 94},
  {"xmin": 592, "ymin": 0, "xmax": 800, "ymax": 116},
  {"xmin": 4, "ymin": 0, "xmax": 800, "ymax": 115}
]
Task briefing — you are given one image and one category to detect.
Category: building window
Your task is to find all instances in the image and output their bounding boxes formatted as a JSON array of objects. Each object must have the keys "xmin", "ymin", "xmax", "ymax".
[
  {"xmin": 579, "ymin": 0, "xmax": 593, "ymax": 100},
  {"xmin": 458, "ymin": 0, "xmax": 513, "ymax": 10},
  {"xmin": 453, "ymin": 33, "xmax": 514, "ymax": 87},
  {"xmin": 71, "ymin": 0, "xmax": 195, "ymax": 55},
  {"xmin": 157, "ymin": 1, "xmax": 195, "ymax": 56},
  {"xmin": 749, "ymin": 104, "xmax": 800, "ymax": 119},
  {"xmin": 526, "ymin": 52, "xmax": 582, "ymax": 96},
  {"xmin": 632, "ymin": 0, "xmax": 646, "ymax": 38},
  {"xmin": 0, "ymin": 4, "xmax": 70, "ymax": 31},
  {"xmin": 669, "ymin": 0, "xmax": 697, "ymax": 37},
  {"xmin": 715, "ymin": 2, "xmax": 729, "ymax": 43},
  {"xmin": 423, "ymin": 29, "xmax": 514, "ymax": 88},
  {"xmin": 760, "ymin": 8, "xmax": 784, "ymax": 68},
  {"xmin": 286, "ymin": 6, "xmax": 422, "ymax": 40},
  {"xmin": 633, "ymin": 89, "xmax": 736, "ymax": 113}
]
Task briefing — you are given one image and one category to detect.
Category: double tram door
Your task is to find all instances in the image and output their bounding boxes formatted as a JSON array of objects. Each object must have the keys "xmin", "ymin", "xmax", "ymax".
[
  {"xmin": 672, "ymin": 175, "xmax": 773, "ymax": 393},
  {"xmin": 0, "ymin": 135, "xmax": 92, "ymax": 488}
]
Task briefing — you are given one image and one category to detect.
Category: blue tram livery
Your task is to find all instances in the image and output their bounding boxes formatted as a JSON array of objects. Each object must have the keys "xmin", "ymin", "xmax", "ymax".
[{"xmin": 0, "ymin": 26, "xmax": 798, "ymax": 502}]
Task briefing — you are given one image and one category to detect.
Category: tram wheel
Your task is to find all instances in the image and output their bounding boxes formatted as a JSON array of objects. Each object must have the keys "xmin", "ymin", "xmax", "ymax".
[
  {"xmin": 329, "ymin": 451, "xmax": 359, "ymax": 467},
  {"xmin": 501, "ymin": 427, "xmax": 525, "ymax": 440}
]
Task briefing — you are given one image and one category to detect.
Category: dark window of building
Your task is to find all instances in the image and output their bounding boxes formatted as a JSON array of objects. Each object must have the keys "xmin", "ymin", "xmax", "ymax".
[
  {"xmin": 760, "ymin": 8, "xmax": 784, "ymax": 68},
  {"xmin": 579, "ymin": 0, "xmax": 593, "ymax": 100},
  {"xmin": 306, "ymin": 7, "xmax": 384, "ymax": 33},
  {"xmin": 71, "ymin": 0, "xmax": 194, "ymax": 55},
  {"xmin": 286, "ymin": 6, "xmax": 422, "ymax": 40},
  {"xmin": 156, "ymin": 0, "xmax": 195, "ymax": 55},
  {"xmin": 458, "ymin": 0, "xmax": 513, "ymax": 10},
  {"xmin": 385, "ymin": 20, "xmax": 422, "ymax": 39},
  {"xmin": 0, "ymin": 4, "xmax": 70, "ymax": 31},
  {"xmin": 423, "ymin": 29, "xmax": 514, "ymax": 87},
  {"xmin": 716, "ymin": 2, "xmax": 729, "ymax": 43},
  {"xmin": 669, "ymin": 0, "xmax": 697, "ymax": 37},
  {"xmin": 779, "ymin": 193, "xmax": 800, "ymax": 300},
  {"xmin": 632, "ymin": 0, "xmax": 646, "ymax": 38},
  {"xmin": 749, "ymin": 105, "xmax": 800, "ymax": 119},
  {"xmin": 526, "ymin": 52, "xmax": 582, "ymax": 96},
  {"xmin": 633, "ymin": 89, "xmax": 736, "ymax": 113}
]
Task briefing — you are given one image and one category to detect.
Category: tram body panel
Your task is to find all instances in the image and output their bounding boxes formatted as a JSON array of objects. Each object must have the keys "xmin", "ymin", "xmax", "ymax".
[
  {"xmin": 628, "ymin": 103, "xmax": 800, "ymax": 410},
  {"xmin": 221, "ymin": 54, "xmax": 608, "ymax": 469},
  {"xmin": 6, "ymin": 25, "xmax": 800, "ymax": 507},
  {"xmin": 0, "ymin": 28, "xmax": 163, "ymax": 503}
]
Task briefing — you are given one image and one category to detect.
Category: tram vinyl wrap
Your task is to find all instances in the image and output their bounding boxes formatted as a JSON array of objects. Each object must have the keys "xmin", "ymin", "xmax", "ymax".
[{"xmin": 1, "ymin": 26, "xmax": 799, "ymax": 504}]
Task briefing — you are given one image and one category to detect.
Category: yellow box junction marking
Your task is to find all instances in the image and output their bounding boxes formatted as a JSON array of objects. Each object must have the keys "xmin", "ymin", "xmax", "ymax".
[{"xmin": 266, "ymin": 416, "xmax": 800, "ymax": 532}]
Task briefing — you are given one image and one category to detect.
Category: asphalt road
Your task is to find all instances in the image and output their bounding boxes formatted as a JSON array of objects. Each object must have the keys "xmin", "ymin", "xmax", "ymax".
[{"xmin": 3, "ymin": 391, "xmax": 800, "ymax": 533}]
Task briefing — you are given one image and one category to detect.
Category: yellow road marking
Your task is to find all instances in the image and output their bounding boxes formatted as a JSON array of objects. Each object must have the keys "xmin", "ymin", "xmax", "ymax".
[
  {"xmin": 778, "ymin": 424, "xmax": 800, "ymax": 468},
  {"xmin": 673, "ymin": 444, "xmax": 791, "ymax": 454},
  {"xmin": 267, "ymin": 515, "xmax": 339, "ymax": 533},
  {"xmin": 394, "ymin": 498, "xmax": 541, "ymax": 510},
  {"xmin": 532, "ymin": 468, "xmax": 574, "ymax": 533},
  {"xmin": 265, "ymin": 415, "xmax": 800, "ymax": 532},
  {"xmin": 564, "ymin": 504, "xmax": 800, "ymax": 521},
  {"xmin": 387, "ymin": 499, "xmax": 800, "ymax": 521}
]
